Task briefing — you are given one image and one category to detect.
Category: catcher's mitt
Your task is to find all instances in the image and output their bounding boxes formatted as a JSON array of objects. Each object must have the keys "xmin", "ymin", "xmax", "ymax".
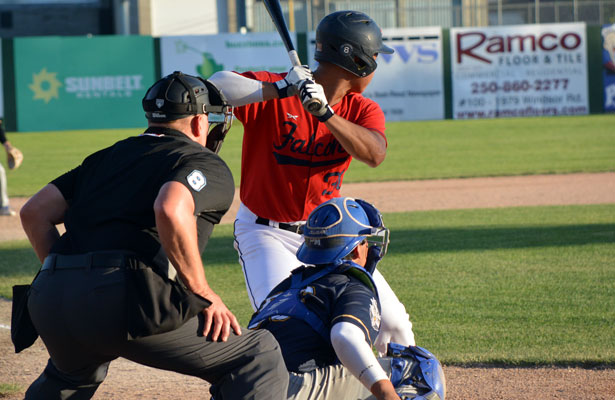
[{"xmin": 6, "ymin": 145, "xmax": 23, "ymax": 170}]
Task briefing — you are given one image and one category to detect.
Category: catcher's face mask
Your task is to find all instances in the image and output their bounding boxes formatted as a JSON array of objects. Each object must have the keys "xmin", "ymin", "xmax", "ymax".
[{"xmin": 354, "ymin": 198, "xmax": 390, "ymax": 258}]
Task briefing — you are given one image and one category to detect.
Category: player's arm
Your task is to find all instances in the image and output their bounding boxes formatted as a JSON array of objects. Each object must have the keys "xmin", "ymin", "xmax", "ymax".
[
  {"xmin": 209, "ymin": 67, "xmax": 313, "ymax": 105},
  {"xmin": 331, "ymin": 322, "xmax": 397, "ymax": 400},
  {"xmin": 321, "ymin": 115, "xmax": 386, "ymax": 167},
  {"xmin": 20, "ymin": 184, "xmax": 68, "ymax": 263},
  {"xmin": 154, "ymin": 181, "xmax": 241, "ymax": 341},
  {"xmin": 297, "ymin": 80, "xmax": 386, "ymax": 167}
]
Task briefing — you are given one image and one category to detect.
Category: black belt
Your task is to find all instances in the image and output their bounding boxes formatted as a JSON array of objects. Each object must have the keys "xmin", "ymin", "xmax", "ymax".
[
  {"xmin": 41, "ymin": 252, "xmax": 138, "ymax": 272},
  {"xmin": 255, "ymin": 217, "xmax": 304, "ymax": 234}
]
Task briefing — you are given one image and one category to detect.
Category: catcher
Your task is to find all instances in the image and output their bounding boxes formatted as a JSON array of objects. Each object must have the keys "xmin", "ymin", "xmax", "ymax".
[
  {"xmin": 0, "ymin": 119, "xmax": 23, "ymax": 216},
  {"xmin": 249, "ymin": 197, "xmax": 446, "ymax": 400}
]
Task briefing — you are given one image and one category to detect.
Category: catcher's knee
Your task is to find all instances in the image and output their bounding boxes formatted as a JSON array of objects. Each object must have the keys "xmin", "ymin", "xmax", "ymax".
[{"xmin": 381, "ymin": 343, "xmax": 446, "ymax": 400}]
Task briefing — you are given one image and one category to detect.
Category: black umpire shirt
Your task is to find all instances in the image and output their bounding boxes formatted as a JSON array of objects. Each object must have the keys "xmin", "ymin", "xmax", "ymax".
[
  {"xmin": 255, "ymin": 267, "xmax": 381, "ymax": 373},
  {"xmin": 49, "ymin": 126, "xmax": 235, "ymax": 269}
]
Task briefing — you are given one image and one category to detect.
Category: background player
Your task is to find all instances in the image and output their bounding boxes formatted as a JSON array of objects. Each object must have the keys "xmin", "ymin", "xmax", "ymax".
[
  {"xmin": 209, "ymin": 10, "xmax": 416, "ymax": 353},
  {"xmin": 0, "ymin": 119, "xmax": 23, "ymax": 216},
  {"xmin": 249, "ymin": 197, "xmax": 446, "ymax": 400}
]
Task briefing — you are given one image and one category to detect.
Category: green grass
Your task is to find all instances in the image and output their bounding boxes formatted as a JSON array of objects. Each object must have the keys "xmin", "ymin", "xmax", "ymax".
[
  {"xmin": 0, "ymin": 383, "xmax": 22, "ymax": 397},
  {"xmin": 3, "ymin": 204, "xmax": 614, "ymax": 366},
  {"xmin": 2, "ymin": 114, "xmax": 614, "ymax": 196},
  {"xmin": 344, "ymin": 114, "xmax": 615, "ymax": 182},
  {"xmin": 382, "ymin": 204, "xmax": 615, "ymax": 365}
]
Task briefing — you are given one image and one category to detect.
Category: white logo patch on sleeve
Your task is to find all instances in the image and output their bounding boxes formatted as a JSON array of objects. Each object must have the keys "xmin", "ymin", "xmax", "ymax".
[
  {"xmin": 370, "ymin": 298, "xmax": 381, "ymax": 331},
  {"xmin": 187, "ymin": 170, "xmax": 207, "ymax": 191}
]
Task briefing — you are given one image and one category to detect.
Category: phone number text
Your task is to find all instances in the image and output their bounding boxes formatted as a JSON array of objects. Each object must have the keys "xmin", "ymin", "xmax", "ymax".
[{"xmin": 471, "ymin": 79, "xmax": 569, "ymax": 94}]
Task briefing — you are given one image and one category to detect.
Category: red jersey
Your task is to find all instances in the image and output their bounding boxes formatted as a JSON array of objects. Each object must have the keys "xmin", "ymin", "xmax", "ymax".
[{"xmin": 234, "ymin": 71, "xmax": 387, "ymax": 222}]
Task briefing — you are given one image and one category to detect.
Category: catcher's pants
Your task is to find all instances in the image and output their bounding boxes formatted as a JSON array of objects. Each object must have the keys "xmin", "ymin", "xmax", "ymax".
[
  {"xmin": 287, "ymin": 358, "xmax": 418, "ymax": 400},
  {"xmin": 25, "ymin": 265, "xmax": 288, "ymax": 400},
  {"xmin": 234, "ymin": 202, "xmax": 416, "ymax": 354},
  {"xmin": 0, "ymin": 163, "xmax": 8, "ymax": 208}
]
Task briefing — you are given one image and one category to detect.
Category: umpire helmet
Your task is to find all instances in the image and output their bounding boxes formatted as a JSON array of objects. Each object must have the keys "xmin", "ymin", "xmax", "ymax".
[
  {"xmin": 314, "ymin": 10, "xmax": 394, "ymax": 77},
  {"xmin": 297, "ymin": 197, "xmax": 389, "ymax": 265},
  {"xmin": 142, "ymin": 71, "xmax": 231, "ymax": 122}
]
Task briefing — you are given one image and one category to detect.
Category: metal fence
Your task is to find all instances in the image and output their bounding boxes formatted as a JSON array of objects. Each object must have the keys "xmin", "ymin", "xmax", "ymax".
[{"xmin": 250, "ymin": 0, "xmax": 615, "ymax": 32}]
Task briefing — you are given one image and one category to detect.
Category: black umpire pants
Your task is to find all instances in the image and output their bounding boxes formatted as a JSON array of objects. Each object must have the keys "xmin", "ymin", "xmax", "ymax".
[{"xmin": 25, "ymin": 265, "xmax": 288, "ymax": 400}]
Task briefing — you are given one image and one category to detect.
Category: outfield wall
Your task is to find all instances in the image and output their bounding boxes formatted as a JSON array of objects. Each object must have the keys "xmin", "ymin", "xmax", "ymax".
[{"xmin": 0, "ymin": 22, "xmax": 610, "ymax": 132}]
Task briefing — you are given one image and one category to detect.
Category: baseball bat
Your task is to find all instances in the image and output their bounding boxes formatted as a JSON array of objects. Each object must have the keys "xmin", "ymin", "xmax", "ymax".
[{"xmin": 262, "ymin": 0, "xmax": 322, "ymax": 113}]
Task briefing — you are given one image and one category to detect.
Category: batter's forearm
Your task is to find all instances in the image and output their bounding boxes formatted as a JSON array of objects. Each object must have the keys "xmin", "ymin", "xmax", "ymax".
[{"xmin": 325, "ymin": 117, "xmax": 386, "ymax": 167}]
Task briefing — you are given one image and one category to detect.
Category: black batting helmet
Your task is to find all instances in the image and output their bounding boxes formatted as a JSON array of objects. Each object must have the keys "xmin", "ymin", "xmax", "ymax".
[
  {"xmin": 314, "ymin": 10, "xmax": 394, "ymax": 77},
  {"xmin": 142, "ymin": 71, "xmax": 230, "ymax": 122}
]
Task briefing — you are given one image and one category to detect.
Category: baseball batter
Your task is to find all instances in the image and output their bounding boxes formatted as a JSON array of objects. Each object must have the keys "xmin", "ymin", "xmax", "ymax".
[{"xmin": 209, "ymin": 10, "xmax": 415, "ymax": 353}]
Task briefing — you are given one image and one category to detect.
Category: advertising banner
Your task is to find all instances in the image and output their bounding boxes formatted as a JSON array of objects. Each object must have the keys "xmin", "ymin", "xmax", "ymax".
[
  {"xmin": 307, "ymin": 27, "xmax": 445, "ymax": 121},
  {"xmin": 602, "ymin": 24, "xmax": 615, "ymax": 112},
  {"xmin": 14, "ymin": 36, "xmax": 155, "ymax": 131},
  {"xmin": 451, "ymin": 23, "xmax": 589, "ymax": 119},
  {"xmin": 160, "ymin": 32, "xmax": 295, "ymax": 78}
]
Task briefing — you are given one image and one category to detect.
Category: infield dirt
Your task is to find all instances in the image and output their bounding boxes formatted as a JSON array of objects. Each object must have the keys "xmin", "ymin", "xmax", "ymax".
[{"xmin": 1, "ymin": 172, "xmax": 614, "ymax": 399}]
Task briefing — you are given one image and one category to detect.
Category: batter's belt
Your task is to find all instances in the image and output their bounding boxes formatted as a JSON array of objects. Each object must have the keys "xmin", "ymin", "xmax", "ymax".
[{"xmin": 255, "ymin": 216, "xmax": 304, "ymax": 234}]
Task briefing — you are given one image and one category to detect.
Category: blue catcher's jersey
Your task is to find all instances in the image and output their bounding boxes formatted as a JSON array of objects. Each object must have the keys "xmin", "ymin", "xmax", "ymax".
[{"xmin": 248, "ymin": 262, "xmax": 381, "ymax": 373}]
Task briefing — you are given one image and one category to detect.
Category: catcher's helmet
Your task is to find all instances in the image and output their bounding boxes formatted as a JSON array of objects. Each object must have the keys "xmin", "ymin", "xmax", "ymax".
[
  {"xmin": 297, "ymin": 197, "xmax": 389, "ymax": 265},
  {"xmin": 314, "ymin": 10, "xmax": 394, "ymax": 77},
  {"xmin": 142, "ymin": 71, "xmax": 230, "ymax": 122}
]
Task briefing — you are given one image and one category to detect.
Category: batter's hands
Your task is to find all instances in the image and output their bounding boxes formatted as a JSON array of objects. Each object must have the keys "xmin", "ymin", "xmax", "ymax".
[
  {"xmin": 287, "ymin": 65, "xmax": 313, "ymax": 85},
  {"xmin": 202, "ymin": 291, "xmax": 242, "ymax": 341},
  {"xmin": 298, "ymin": 79, "xmax": 335, "ymax": 122},
  {"xmin": 274, "ymin": 65, "xmax": 313, "ymax": 98}
]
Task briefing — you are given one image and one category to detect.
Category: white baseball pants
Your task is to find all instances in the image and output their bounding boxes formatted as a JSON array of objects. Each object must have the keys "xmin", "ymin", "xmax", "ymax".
[{"xmin": 0, "ymin": 163, "xmax": 8, "ymax": 208}]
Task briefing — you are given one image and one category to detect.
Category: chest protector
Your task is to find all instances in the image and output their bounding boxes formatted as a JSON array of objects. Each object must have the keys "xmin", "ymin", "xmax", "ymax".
[{"xmin": 248, "ymin": 261, "xmax": 379, "ymax": 343}]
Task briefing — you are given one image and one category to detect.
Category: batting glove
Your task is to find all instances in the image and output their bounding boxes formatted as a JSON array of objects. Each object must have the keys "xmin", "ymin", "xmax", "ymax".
[
  {"xmin": 275, "ymin": 65, "xmax": 313, "ymax": 99},
  {"xmin": 298, "ymin": 79, "xmax": 334, "ymax": 122}
]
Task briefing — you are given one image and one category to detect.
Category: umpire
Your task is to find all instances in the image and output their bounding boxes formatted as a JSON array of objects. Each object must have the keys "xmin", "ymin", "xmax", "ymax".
[{"xmin": 18, "ymin": 71, "xmax": 288, "ymax": 399}]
